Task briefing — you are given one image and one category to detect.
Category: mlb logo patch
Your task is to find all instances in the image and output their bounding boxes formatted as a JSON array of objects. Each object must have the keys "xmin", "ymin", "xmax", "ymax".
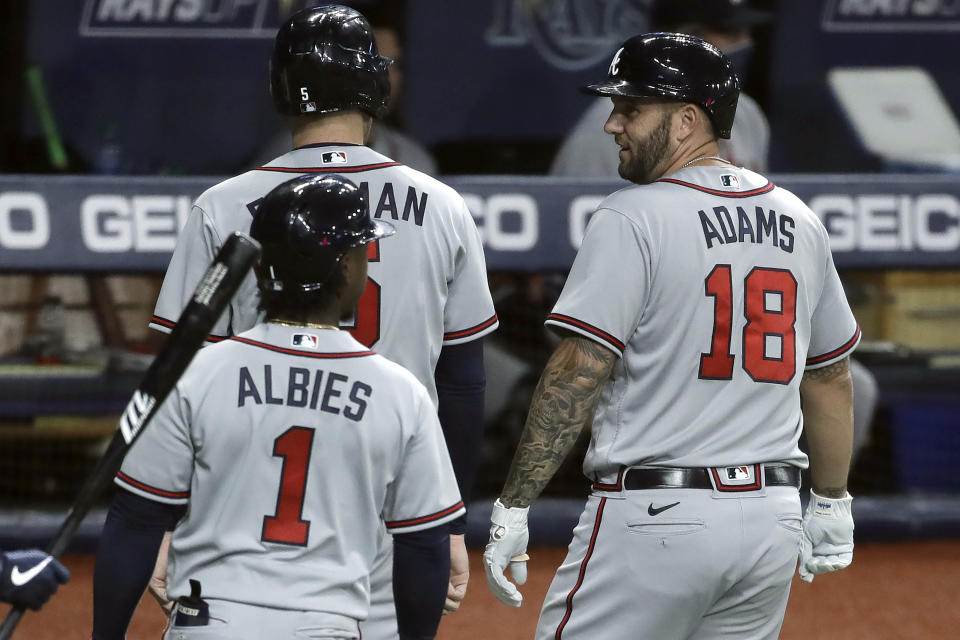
[
  {"xmin": 720, "ymin": 174, "xmax": 740, "ymax": 189},
  {"xmin": 726, "ymin": 466, "xmax": 751, "ymax": 480},
  {"xmin": 710, "ymin": 463, "xmax": 763, "ymax": 492},
  {"xmin": 322, "ymin": 151, "xmax": 348, "ymax": 164},
  {"xmin": 300, "ymin": 101, "xmax": 318, "ymax": 113},
  {"xmin": 292, "ymin": 333, "xmax": 319, "ymax": 349}
]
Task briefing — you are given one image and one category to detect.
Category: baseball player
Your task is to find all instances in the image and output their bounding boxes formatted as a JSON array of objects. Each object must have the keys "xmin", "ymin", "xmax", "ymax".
[
  {"xmin": 92, "ymin": 174, "xmax": 463, "ymax": 640},
  {"xmin": 0, "ymin": 548, "xmax": 70, "ymax": 611},
  {"xmin": 484, "ymin": 34, "xmax": 859, "ymax": 640},
  {"xmin": 148, "ymin": 5, "xmax": 497, "ymax": 635},
  {"xmin": 551, "ymin": 0, "xmax": 771, "ymax": 177}
]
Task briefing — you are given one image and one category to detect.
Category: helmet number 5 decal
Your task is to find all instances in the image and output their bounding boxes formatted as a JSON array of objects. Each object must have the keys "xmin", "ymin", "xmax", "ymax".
[
  {"xmin": 300, "ymin": 87, "xmax": 309, "ymax": 100},
  {"xmin": 344, "ymin": 240, "xmax": 382, "ymax": 347}
]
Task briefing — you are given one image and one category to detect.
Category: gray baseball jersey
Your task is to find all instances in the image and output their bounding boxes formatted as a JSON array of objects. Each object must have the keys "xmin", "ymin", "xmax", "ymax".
[
  {"xmin": 116, "ymin": 323, "xmax": 464, "ymax": 618},
  {"xmin": 151, "ymin": 144, "xmax": 498, "ymax": 405},
  {"xmin": 550, "ymin": 95, "xmax": 770, "ymax": 176},
  {"xmin": 546, "ymin": 165, "xmax": 860, "ymax": 484}
]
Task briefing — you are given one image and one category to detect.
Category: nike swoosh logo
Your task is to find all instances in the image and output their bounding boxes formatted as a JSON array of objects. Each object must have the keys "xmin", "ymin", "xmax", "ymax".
[
  {"xmin": 10, "ymin": 557, "xmax": 53, "ymax": 586},
  {"xmin": 648, "ymin": 502, "xmax": 680, "ymax": 516}
]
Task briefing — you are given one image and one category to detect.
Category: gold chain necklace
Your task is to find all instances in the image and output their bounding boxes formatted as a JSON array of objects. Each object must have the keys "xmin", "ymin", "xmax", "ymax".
[
  {"xmin": 269, "ymin": 319, "xmax": 340, "ymax": 331},
  {"xmin": 680, "ymin": 155, "xmax": 732, "ymax": 169}
]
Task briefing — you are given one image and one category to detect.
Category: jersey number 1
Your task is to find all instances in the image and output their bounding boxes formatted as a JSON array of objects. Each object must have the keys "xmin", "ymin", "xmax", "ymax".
[
  {"xmin": 346, "ymin": 241, "xmax": 382, "ymax": 347},
  {"xmin": 262, "ymin": 426, "xmax": 314, "ymax": 546},
  {"xmin": 699, "ymin": 265, "xmax": 798, "ymax": 384}
]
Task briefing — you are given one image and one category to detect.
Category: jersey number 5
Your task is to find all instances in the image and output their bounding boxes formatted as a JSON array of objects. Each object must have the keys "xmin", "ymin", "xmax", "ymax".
[
  {"xmin": 699, "ymin": 265, "xmax": 798, "ymax": 384},
  {"xmin": 345, "ymin": 241, "xmax": 382, "ymax": 347}
]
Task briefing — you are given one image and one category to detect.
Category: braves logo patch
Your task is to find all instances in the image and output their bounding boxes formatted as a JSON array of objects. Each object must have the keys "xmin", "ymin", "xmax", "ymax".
[
  {"xmin": 292, "ymin": 333, "xmax": 319, "ymax": 349},
  {"xmin": 322, "ymin": 151, "xmax": 347, "ymax": 164}
]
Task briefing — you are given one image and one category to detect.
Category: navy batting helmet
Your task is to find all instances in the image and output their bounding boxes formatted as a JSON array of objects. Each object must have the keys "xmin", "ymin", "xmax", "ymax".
[
  {"xmin": 250, "ymin": 174, "xmax": 395, "ymax": 292},
  {"xmin": 270, "ymin": 5, "xmax": 391, "ymax": 118},
  {"xmin": 583, "ymin": 33, "xmax": 739, "ymax": 139}
]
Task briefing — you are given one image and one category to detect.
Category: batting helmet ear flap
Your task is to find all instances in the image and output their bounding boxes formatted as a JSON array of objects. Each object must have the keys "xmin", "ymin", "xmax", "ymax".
[
  {"xmin": 270, "ymin": 5, "xmax": 392, "ymax": 118},
  {"xmin": 583, "ymin": 33, "xmax": 740, "ymax": 139}
]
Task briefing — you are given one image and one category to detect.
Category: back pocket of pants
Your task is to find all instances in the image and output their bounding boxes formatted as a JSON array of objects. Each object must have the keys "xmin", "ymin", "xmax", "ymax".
[{"xmin": 626, "ymin": 520, "xmax": 705, "ymax": 536}]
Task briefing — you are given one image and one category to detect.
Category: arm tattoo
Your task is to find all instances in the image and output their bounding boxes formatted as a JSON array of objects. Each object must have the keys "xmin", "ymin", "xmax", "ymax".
[
  {"xmin": 802, "ymin": 357, "xmax": 850, "ymax": 382},
  {"xmin": 499, "ymin": 336, "xmax": 617, "ymax": 508}
]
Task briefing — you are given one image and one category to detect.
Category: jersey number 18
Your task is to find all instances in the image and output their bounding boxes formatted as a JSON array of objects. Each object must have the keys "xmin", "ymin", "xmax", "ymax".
[{"xmin": 699, "ymin": 265, "xmax": 798, "ymax": 385}]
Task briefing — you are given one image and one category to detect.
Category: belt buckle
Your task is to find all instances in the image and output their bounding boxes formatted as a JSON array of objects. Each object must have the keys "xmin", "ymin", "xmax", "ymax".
[{"xmin": 707, "ymin": 463, "xmax": 765, "ymax": 496}]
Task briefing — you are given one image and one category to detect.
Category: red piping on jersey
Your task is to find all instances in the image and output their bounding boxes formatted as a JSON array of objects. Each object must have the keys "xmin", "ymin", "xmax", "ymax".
[
  {"xmin": 229, "ymin": 336, "xmax": 375, "ymax": 359},
  {"xmin": 546, "ymin": 314, "xmax": 626, "ymax": 352},
  {"xmin": 710, "ymin": 464, "xmax": 763, "ymax": 492},
  {"xmin": 116, "ymin": 471, "xmax": 190, "ymax": 500},
  {"xmin": 255, "ymin": 162, "xmax": 402, "ymax": 174},
  {"xmin": 657, "ymin": 178, "xmax": 775, "ymax": 198},
  {"xmin": 806, "ymin": 325, "xmax": 861, "ymax": 366},
  {"xmin": 555, "ymin": 497, "xmax": 606, "ymax": 639},
  {"xmin": 591, "ymin": 468, "xmax": 624, "ymax": 491},
  {"xmin": 443, "ymin": 314, "xmax": 499, "ymax": 340},
  {"xmin": 385, "ymin": 501, "xmax": 465, "ymax": 529},
  {"xmin": 150, "ymin": 315, "xmax": 226, "ymax": 343}
]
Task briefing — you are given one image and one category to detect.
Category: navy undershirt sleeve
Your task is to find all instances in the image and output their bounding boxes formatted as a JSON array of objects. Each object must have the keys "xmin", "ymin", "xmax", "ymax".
[
  {"xmin": 92, "ymin": 489, "xmax": 185, "ymax": 640},
  {"xmin": 392, "ymin": 524, "xmax": 450, "ymax": 640},
  {"xmin": 434, "ymin": 339, "xmax": 486, "ymax": 535}
]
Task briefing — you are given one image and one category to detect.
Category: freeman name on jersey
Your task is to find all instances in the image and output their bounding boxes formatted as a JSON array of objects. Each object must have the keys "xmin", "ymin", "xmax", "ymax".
[
  {"xmin": 238, "ymin": 364, "xmax": 371, "ymax": 422},
  {"xmin": 699, "ymin": 205, "xmax": 795, "ymax": 253},
  {"xmin": 246, "ymin": 181, "xmax": 429, "ymax": 228}
]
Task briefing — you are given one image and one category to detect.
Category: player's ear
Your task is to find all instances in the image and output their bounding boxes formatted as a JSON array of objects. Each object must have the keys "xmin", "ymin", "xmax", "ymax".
[
  {"xmin": 342, "ymin": 245, "xmax": 370, "ymax": 288},
  {"xmin": 674, "ymin": 103, "xmax": 701, "ymax": 143}
]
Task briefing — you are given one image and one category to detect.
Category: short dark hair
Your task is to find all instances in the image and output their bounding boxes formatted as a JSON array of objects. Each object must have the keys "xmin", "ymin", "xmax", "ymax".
[{"xmin": 257, "ymin": 262, "xmax": 347, "ymax": 320}]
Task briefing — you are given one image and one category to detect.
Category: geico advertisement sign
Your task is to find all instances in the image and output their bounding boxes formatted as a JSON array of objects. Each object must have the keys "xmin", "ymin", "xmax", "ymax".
[
  {"xmin": 810, "ymin": 194, "xmax": 960, "ymax": 252},
  {"xmin": 0, "ymin": 192, "xmax": 192, "ymax": 252},
  {"xmin": 2, "ymin": 190, "xmax": 959, "ymax": 254}
]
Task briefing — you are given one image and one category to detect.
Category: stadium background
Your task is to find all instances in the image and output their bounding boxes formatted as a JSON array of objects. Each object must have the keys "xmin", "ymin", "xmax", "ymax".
[{"xmin": 1, "ymin": 0, "xmax": 959, "ymax": 637}]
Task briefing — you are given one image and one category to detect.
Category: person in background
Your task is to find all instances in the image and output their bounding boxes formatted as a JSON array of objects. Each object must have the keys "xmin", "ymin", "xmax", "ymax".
[{"xmin": 551, "ymin": 0, "xmax": 771, "ymax": 176}]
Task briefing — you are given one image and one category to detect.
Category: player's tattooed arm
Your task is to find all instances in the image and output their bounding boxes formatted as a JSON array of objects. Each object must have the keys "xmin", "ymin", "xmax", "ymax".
[
  {"xmin": 802, "ymin": 357, "xmax": 850, "ymax": 382},
  {"xmin": 499, "ymin": 336, "xmax": 617, "ymax": 508},
  {"xmin": 800, "ymin": 356, "xmax": 854, "ymax": 498}
]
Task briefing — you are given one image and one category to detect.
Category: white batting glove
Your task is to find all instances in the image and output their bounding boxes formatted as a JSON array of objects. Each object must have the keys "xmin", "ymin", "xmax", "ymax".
[
  {"xmin": 799, "ymin": 490, "xmax": 854, "ymax": 583},
  {"xmin": 483, "ymin": 499, "xmax": 530, "ymax": 607}
]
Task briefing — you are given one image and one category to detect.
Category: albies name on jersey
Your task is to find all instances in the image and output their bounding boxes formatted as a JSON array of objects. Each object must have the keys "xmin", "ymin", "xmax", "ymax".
[{"xmin": 238, "ymin": 364, "xmax": 371, "ymax": 422}]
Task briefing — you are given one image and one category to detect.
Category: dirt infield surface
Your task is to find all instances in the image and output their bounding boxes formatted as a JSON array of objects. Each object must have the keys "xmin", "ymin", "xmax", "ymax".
[{"xmin": 3, "ymin": 540, "xmax": 958, "ymax": 639}]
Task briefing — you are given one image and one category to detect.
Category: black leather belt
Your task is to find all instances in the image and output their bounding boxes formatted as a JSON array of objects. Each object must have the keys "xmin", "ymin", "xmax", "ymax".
[{"xmin": 621, "ymin": 465, "xmax": 800, "ymax": 490}]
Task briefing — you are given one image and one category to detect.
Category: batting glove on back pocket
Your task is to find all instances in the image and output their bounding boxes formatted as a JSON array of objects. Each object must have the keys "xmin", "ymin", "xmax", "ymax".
[
  {"xmin": 799, "ymin": 490, "xmax": 854, "ymax": 583},
  {"xmin": 483, "ymin": 499, "xmax": 530, "ymax": 607}
]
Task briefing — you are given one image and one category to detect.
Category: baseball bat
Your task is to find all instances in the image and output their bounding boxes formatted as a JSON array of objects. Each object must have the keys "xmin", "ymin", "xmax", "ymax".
[{"xmin": 0, "ymin": 232, "xmax": 260, "ymax": 640}]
